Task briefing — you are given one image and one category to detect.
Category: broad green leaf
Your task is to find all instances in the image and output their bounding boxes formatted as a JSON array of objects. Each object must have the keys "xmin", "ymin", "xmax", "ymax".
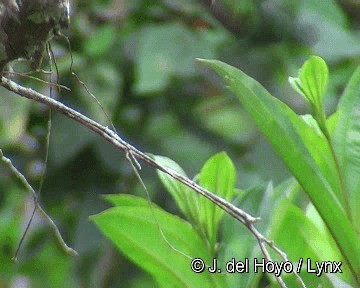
[
  {"xmin": 333, "ymin": 66, "xmax": 360, "ymax": 232},
  {"xmin": 198, "ymin": 59, "xmax": 359, "ymax": 283},
  {"xmin": 92, "ymin": 195, "xmax": 227, "ymax": 288},
  {"xmin": 198, "ymin": 152, "xmax": 236, "ymax": 250},
  {"xmin": 155, "ymin": 155, "xmax": 201, "ymax": 227}
]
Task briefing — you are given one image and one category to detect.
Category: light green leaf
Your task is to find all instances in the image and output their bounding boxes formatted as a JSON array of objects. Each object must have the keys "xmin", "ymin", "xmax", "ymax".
[
  {"xmin": 155, "ymin": 155, "xmax": 201, "ymax": 226},
  {"xmin": 289, "ymin": 56, "xmax": 328, "ymax": 120},
  {"xmin": 198, "ymin": 152, "xmax": 236, "ymax": 250},
  {"xmin": 333, "ymin": 66, "xmax": 360, "ymax": 233},
  {"xmin": 156, "ymin": 153, "xmax": 236, "ymax": 252},
  {"xmin": 198, "ymin": 59, "xmax": 359, "ymax": 283},
  {"xmin": 300, "ymin": 56, "xmax": 328, "ymax": 104},
  {"xmin": 92, "ymin": 195, "xmax": 227, "ymax": 288}
]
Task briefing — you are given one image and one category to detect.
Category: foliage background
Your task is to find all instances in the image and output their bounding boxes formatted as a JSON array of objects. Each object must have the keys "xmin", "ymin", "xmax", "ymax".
[{"xmin": 0, "ymin": 0, "xmax": 359, "ymax": 287}]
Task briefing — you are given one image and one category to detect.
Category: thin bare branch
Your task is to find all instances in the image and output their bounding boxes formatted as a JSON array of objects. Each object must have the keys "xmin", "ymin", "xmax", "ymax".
[{"xmin": 0, "ymin": 76, "xmax": 307, "ymax": 287}]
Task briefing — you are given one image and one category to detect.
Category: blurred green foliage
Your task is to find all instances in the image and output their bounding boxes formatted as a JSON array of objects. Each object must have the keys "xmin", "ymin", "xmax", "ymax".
[{"xmin": 0, "ymin": 0, "xmax": 359, "ymax": 287}]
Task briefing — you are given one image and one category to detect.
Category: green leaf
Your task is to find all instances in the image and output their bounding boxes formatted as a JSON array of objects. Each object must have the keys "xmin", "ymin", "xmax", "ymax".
[
  {"xmin": 155, "ymin": 155, "xmax": 201, "ymax": 227},
  {"xmin": 198, "ymin": 152, "xmax": 236, "ymax": 250},
  {"xmin": 300, "ymin": 56, "xmax": 329, "ymax": 104},
  {"xmin": 103, "ymin": 194, "xmax": 153, "ymax": 208},
  {"xmin": 220, "ymin": 181, "xmax": 295, "ymax": 288},
  {"xmin": 270, "ymin": 199, "xmax": 351, "ymax": 286},
  {"xmin": 156, "ymin": 153, "xmax": 236, "ymax": 252},
  {"xmin": 300, "ymin": 114, "xmax": 323, "ymax": 136},
  {"xmin": 289, "ymin": 56, "xmax": 329, "ymax": 121},
  {"xmin": 326, "ymin": 110, "xmax": 340, "ymax": 136},
  {"xmin": 288, "ymin": 76, "xmax": 307, "ymax": 99},
  {"xmin": 92, "ymin": 195, "xmax": 227, "ymax": 288},
  {"xmin": 333, "ymin": 66, "xmax": 360, "ymax": 233},
  {"xmin": 198, "ymin": 59, "xmax": 360, "ymax": 283}
]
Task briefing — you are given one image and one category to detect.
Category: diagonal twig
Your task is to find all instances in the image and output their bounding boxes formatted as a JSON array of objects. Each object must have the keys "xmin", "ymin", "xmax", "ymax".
[
  {"xmin": 0, "ymin": 149, "xmax": 78, "ymax": 258},
  {"xmin": 0, "ymin": 76, "xmax": 306, "ymax": 288}
]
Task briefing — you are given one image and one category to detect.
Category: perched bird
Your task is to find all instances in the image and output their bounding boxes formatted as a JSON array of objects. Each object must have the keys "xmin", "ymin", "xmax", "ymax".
[{"xmin": 0, "ymin": 0, "xmax": 70, "ymax": 72}]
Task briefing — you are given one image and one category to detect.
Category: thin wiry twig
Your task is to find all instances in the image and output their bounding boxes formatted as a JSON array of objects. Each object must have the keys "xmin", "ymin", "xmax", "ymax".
[
  {"xmin": 0, "ymin": 149, "xmax": 78, "ymax": 257},
  {"xmin": 0, "ymin": 76, "xmax": 307, "ymax": 287},
  {"xmin": 3, "ymin": 72, "xmax": 71, "ymax": 91},
  {"xmin": 62, "ymin": 33, "xmax": 118, "ymax": 134},
  {"xmin": 13, "ymin": 43, "xmax": 57, "ymax": 259},
  {"xmin": 125, "ymin": 151, "xmax": 195, "ymax": 261}
]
